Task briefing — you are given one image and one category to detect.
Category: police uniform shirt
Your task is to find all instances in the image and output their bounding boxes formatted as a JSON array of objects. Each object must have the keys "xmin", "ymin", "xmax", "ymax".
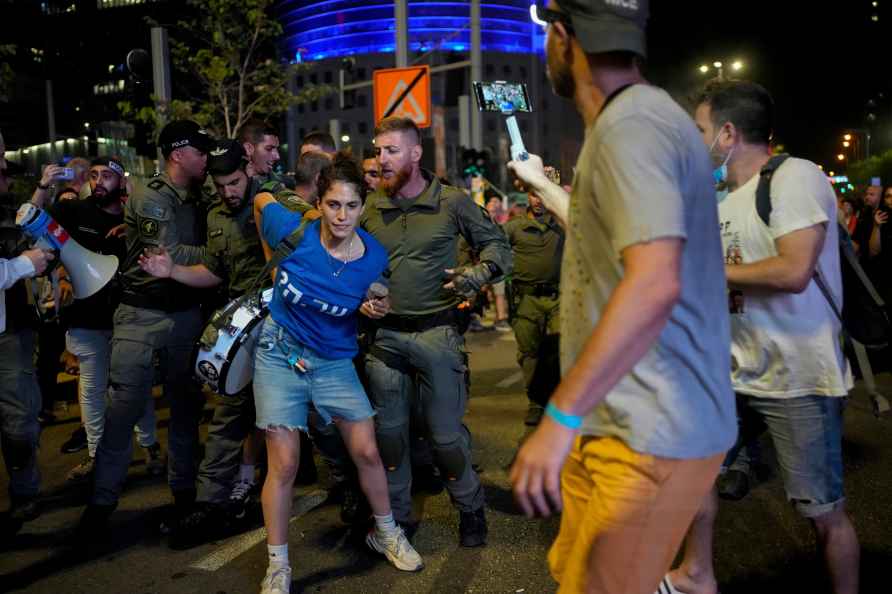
[
  {"xmin": 503, "ymin": 212, "xmax": 564, "ymax": 286},
  {"xmin": 359, "ymin": 171, "xmax": 512, "ymax": 317},
  {"xmin": 202, "ymin": 189, "xmax": 267, "ymax": 299},
  {"xmin": 120, "ymin": 173, "xmax": 207, "ymax": 308}
]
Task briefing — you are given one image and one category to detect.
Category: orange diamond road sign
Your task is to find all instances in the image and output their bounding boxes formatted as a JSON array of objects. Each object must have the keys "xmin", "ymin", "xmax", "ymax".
[{"xmin": 373, "ymin": 65, "xmax": 431, "ymax": 128}]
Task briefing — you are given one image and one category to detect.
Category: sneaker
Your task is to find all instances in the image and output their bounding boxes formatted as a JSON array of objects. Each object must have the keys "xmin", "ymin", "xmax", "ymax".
[
  {"xmin": 717, "ymin": 469, "xmax": 751, "ymax": 501},
  {"xmin": 468, "ymin": 313, "xmax": 491, "ymax": 333},
  {"xmin": 366, "ymin": 526, "xmax": 424, "ymax": 572},
  {"xmin": 228, "ymin": 479, "xmax": 256, "ymax": 520},
  {"xmin": 61, "ymin": 426, "xmax": 88, "ymax": 454},
  {"xmin": 143, "ymin": 442, "xmax": 165, "ymax": 476},
  {"xmin": 493, "ymin": 319, "xmax": 512, "ymax": 332},
  {"xmin": 260, "ymin": 565, "xmax": 292, "ymax": 594},
  {"xmin": 458, "ymin": 508, "xmax": 487, "ymax": 548},
  {"xmin": 67, "ymin": 456, "xmax": 95, "ymax": 482}
]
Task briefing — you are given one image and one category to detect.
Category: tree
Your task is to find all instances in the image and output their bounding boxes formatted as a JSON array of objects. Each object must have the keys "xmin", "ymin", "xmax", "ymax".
[
  {"xmin": 0, "ymin": 45, "xmax": 15, "ymax": 102},
  {"xmin": 848, "ymin": 150, "xmax": 892, "ymax": 188},
  {"xmin": 120, "ymin": 0, "xmax": 332, "ymax": 141}
]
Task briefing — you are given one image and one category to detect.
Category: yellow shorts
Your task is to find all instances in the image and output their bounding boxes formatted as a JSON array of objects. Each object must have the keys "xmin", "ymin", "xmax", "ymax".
[{"xmin": 548, "ymin": 436, "xmax": 723, "ymax": 594}]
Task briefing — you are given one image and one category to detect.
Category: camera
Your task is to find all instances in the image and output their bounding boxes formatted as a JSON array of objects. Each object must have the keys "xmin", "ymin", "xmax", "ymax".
[{"xmin": 57, "ymin": 167, "xmax": 75, "ymax": 181}]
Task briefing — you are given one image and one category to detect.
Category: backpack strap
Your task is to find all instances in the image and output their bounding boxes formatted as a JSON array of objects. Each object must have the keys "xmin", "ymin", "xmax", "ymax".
[{"xmin": 755, "ymin": 154, "xmax": 790, "ymax": 226}]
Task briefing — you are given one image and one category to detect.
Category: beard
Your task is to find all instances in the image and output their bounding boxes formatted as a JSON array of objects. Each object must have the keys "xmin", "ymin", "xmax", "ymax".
[
  {"xmin": 549, "ymin": 60, "xmax": 576, "ymax": 99},
  {"xmin": 92, "ymin": 187, "xmax": 122, "ymax": 208},
  {"xmin": 379, "ymin": 162, "xmax": 412, "ymax": 197}
]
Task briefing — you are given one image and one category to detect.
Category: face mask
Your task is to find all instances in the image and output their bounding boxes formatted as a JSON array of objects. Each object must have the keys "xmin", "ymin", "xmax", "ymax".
[{"xmin": 709, "ymin": 124, "xmax": 734, "ymax": 189}]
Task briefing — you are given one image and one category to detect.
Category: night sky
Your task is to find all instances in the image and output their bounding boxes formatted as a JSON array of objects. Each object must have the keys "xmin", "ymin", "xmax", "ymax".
[{"xmin": 643, "ymin": 0, "xmax": 890, "ymax": 170}]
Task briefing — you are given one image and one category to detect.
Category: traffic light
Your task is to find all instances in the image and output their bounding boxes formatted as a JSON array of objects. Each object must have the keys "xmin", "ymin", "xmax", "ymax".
[{"xmin": 462, "ymin": 148, "xmax": 490, "ymax": 177}]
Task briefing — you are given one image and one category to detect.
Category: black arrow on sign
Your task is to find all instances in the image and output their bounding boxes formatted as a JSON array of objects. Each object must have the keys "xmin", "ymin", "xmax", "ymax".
[{"xmin": 383, "ymin": 68, "xmax": 427, "ymax": 119}]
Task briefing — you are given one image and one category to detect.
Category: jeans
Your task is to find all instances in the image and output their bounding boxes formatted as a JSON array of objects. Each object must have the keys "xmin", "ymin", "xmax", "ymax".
[
  {"xmin": 0, "ymin": 329, "xmax": 41, "ymax": 500},
  {"xmin": 66, "ymin": 327, "xmax": 157, "ymax": 458},
  {"xmin": 725, "ymin": 393, "xmax": 846, "ymax": 518},
  {"xmin": 92, "ymin": 304, "xmax": 204, "ymax": 506}
]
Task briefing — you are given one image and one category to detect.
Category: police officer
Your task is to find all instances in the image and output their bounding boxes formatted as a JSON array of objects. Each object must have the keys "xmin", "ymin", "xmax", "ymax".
[
  {"xmin": 360, "ymin": 117, "xmax": 512, "ymax": 547},
  {"xmin": 502, "ymin": 190, "xmax": 563, "ymax": 427},
  {"xmin": 138, "ymin": 139, "xmax": 316, "ymax": 548},
  {"xmin": 77, "ymin": 120, "xmax": 212, "ymax": 532}
]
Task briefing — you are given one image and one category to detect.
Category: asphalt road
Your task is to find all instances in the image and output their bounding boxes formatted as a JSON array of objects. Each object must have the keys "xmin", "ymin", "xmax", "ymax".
[{"xmin": 2, "ymin": 325, "xmax": 891, "ymax": 594}]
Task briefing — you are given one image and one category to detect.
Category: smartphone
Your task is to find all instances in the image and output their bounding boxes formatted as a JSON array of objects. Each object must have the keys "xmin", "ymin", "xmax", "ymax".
[
  {"xmin": 472, "ymin": 81, "xmax": 532, "ymax": 113},
  {"xmin": 57, "ymin": 167, "xmax": 75, "ymax": 181}
]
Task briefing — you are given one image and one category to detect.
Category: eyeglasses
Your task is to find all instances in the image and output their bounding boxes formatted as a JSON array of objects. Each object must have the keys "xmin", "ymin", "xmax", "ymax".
[{"xmin": 530, "ymin": 3, "xmax": 575, "ymax": 34}]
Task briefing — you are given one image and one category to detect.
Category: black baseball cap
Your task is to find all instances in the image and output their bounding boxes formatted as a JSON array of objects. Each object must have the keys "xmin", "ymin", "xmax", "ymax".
[
  {"xmin": 158, "ymin": 120, "xmax": 213, "ymax": 157},
  {"xmin": 90, "ymin": 156, "xmax": 125, "ymax": 177},
  {"xmin": 554, "ymin": 0, "xmax": 649, "ymax": 58},
  {"xmin": 207, "ymin": 139, "xmax": 247, "ymax": 177}
]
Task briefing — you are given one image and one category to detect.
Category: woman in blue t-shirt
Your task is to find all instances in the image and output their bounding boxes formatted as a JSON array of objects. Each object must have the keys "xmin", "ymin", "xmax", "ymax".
[{"xmin": 251, "ymin": 154, "xmax": 422, "ymax": 593}]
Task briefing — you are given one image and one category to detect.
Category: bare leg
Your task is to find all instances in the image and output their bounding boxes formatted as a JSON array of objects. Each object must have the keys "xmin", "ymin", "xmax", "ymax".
[
  {"xmin": 336, "ymin": 418, "xmax": 390, "ymax": 516},
  {"xmin": 261, "ymin": 428, "xmax": 301, "ymax": 545},
  {"xmin": 495, "ymin": 294, "xmax": 509, "ymax": 323},
  {"xmin": 243, "ymin": 428, "xmax": 265, "ymax": 466},
  {"xmin": 812, "ymin": 506, "xmax": 860, "ymax": 594},
  {"xmin": 668, "ymin": 487, "xmax": 719, "ymax": 594}
]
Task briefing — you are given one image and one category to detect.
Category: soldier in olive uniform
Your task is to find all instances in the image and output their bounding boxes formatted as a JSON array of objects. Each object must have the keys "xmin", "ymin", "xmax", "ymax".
[
  {"xmin": 138, "ymin": 139, "xmax": 312, "ymax": 547},
  {"xmin": 360, "ymin": 117, "xmax": 512, "ymax": 547},
  {"xmin": 502, "ymin": 192, "xmax": 564, "ymax": 427},
  {"xmin": 78, "ymin": 120, "xmax": 213, "ymax": 532}
]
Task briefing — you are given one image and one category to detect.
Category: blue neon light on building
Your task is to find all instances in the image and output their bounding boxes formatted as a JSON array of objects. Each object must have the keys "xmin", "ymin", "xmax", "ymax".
[{"xmin": 277, "ymin": 0, "xmax": 543, "ymax": 61}]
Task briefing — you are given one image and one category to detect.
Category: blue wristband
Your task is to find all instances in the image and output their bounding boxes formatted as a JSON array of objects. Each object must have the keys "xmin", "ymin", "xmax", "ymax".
[{"xmin": 545, "ymin": 403, "xmax": 583, "ymax": 430}]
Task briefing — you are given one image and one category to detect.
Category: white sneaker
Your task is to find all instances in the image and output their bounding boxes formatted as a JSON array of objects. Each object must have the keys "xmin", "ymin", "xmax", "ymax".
[
  {"xmin": 366, "ymin": 526, "xmax": 424, "ymax": 572},
  {"xmin": 260, "ymin": 565, "xmax": 291, "ymax": 594}
]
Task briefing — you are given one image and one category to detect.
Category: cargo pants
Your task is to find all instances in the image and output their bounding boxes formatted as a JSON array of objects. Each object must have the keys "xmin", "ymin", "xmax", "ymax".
[
  {"xmin": 364, "ymin": 324, "xmax": 484, "ymax": 523},
  {"xmin": 92, "ymin": 304, "xmax": 204, "ymax": 506}
]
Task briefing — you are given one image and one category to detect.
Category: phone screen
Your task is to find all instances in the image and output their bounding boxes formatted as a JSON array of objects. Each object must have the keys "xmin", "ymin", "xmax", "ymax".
[{"xmin": 472, "ymin": 81, "xmax": 532, "ymax": 112}]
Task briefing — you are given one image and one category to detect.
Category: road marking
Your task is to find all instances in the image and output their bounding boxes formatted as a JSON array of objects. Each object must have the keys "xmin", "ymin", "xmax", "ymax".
[
  {"xmin": 496, "ymin": 370, "xmax": 523, "ymax": 389},
  {"xmin": 189, "ymin": 489, "xmax": 328, "ymax": 572}
]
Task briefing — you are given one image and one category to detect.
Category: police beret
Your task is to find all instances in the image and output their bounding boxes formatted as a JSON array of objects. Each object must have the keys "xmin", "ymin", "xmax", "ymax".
[{"xmin": 207, "ymin": 139, "xmax": 247, "ymax": 177}]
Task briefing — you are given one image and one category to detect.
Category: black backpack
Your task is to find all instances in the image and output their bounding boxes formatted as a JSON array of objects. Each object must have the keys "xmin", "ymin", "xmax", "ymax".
[{"xmin": 756, "ymin": 155, "xmax": 892, "ymax": 348}]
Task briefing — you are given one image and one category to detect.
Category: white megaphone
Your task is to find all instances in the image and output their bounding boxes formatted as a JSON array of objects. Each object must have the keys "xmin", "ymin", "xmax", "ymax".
[{"xmin": 16, "ymin": 203, "xmax": 119, "ymax": 299}]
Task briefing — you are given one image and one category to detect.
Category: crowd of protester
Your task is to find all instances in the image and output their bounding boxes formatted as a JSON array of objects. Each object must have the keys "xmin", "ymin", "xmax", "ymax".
[{"xmin": 0, "ymin": 1, "xmax": 877, "ymax": 593}]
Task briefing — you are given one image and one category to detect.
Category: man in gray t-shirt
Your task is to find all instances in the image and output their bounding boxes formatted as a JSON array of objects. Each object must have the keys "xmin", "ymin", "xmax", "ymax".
[{"xmin": 508, "ymin": 1, "xmax": 736, "ymax": 592}]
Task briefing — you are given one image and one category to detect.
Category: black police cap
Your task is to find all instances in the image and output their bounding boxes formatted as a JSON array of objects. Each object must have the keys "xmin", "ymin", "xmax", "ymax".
[
  {"xmin": 207, "ymin": 139, "xmax": 247, "ymax": 177},
  {"xmin": 158, "ymin": 120, "xmax": 213, "ymax": 157}
]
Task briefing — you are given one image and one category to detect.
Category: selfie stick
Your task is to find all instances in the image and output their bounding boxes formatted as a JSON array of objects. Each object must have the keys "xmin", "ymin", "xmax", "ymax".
[{"xmin": 500, "ymin": 102, "xmax": 528, "ymax": 162}]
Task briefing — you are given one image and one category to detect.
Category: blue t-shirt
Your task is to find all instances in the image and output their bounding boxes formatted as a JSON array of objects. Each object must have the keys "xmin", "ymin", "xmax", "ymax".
[{"xmin": 261, "ymin": 202, "xmax": 388, "ymax": 360}]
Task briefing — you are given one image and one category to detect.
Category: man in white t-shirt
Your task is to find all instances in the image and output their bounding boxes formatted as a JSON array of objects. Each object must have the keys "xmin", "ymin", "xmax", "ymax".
[{"xmin": 668, "ymin": 80, "xmax": 859, "ymax": 594}]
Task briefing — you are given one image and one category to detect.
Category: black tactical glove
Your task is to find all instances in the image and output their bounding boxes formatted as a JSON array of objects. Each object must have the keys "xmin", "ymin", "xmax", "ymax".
[{"xmin": 445, "ymin": 262, "xmax": 497, "ymax": 300}]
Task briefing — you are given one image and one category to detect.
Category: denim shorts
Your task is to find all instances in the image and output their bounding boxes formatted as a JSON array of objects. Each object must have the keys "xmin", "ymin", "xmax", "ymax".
[
  {"xmin": 253, "ymin": 317, "xmax": 374, "ymax": 431},
  {"xmin": 730, "ymin": 393, "xmax": 846, "ymax": 518}
]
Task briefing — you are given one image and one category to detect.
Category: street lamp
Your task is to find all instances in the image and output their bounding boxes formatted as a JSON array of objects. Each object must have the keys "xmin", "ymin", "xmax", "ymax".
[
  {"xmin": 837, "ymin": 153, "xmax": 845, "ymax": 161},
  {"xmin": 698, "ymin": 59, "xmax": 745, "ymax": 80}
]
